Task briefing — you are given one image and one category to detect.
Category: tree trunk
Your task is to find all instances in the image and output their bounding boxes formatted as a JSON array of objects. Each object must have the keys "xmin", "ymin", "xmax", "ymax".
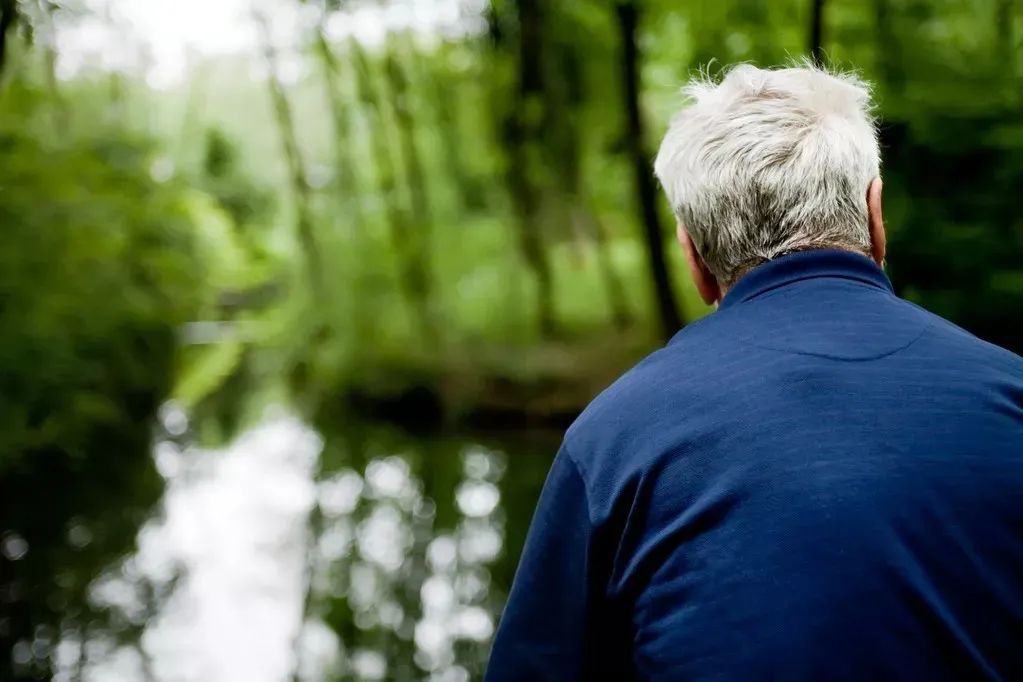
[
  {"xmin": 507, "ymin": 0, "xmax": 557, "ymax": 337},
  {"xmin": 997, "ymin": 0, "xmax": 1015, "ymax": 75},
  {"xmin": 314, "ymin": 20, "xmax": 378, "ymax": 341},
  {"xmin": 873, "ymin": 0, "xmax": 904, "ymax": 87},
  {"xmin": 575, "ymin": 209, "xmax": 631, "ymax": 328},
  {"xmin": 383, "ymin": 42, "xmax": 432, "ymax": 232},
  {"xmin": 549, "ymin": 32, "xmax": 632, "ymax": 329},
  {"xmin": 314, "ymin": 23, "xmax": 361, "ymax": 219},
  {"xmin": 254, "ymin": 12, "xmax": 324, "ymax": 300},
  {"xmin": 34, "ymin": 0, "xmax": 67, "ymax": 131},
  {"xmin": 0, "ymin": 0, "xmax": 17, "ymax": 79},
  {"xmin": 350, "ymin": 40, "xmax": 436, "ymax": 339},
  {"xmin": 809, "ymin": 0, "xmax": 826, "ymax": 65},
  {"xmin": 402, "ymin": 43, "xmax": 483, "ymax": 212},
  {"xmin": 506, "ymin": 140, "xmax": 556, "ymax": 337},
  {"xmin": 385, "ymin": 38, "xmax": 441, "ymax": 340},
  {"xmin": 614, "ymin": 1, "xmax": 683, "ymax": 340}
]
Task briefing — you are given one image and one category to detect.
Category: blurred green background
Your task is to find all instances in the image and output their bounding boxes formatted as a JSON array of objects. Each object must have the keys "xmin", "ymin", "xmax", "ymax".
[{"xmin": 0, "ymin": 0, "xmax": 1020, "ymax": 680}]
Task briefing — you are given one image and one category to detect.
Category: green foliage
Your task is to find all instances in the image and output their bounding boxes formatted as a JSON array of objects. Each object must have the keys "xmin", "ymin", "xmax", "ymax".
[
  {"xmin": 200, "ymin": 126, "xmax": 275, "ymax": 233},
  {"xmin": 0, "ymin": 112, "xmax": 200, "ymax": 470},
  {"xmin": 104, "ymin": 0, "xmax": 1022, "ymax": 437},
  {"xmin": 0, "ymin": 85, "xmax": 204, "ymax": 675},
  {"xmin": 2, "ymin": 0, "xmax": 1023, "ymax": 677},
  {"xmin": 883, "ymin": 109, "xmax": 1023, "ymax": 351}
]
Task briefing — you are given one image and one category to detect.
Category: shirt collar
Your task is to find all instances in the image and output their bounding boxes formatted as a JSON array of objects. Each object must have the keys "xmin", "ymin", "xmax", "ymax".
[{"xmin": 717, "ymin": 249, "xmax": 894, "ymax": 311}]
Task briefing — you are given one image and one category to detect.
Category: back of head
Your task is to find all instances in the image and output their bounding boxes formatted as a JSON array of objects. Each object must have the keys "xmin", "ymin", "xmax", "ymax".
[{"xmin": 654, "ymin": 62, "xmax": 880, "ymax": 286}]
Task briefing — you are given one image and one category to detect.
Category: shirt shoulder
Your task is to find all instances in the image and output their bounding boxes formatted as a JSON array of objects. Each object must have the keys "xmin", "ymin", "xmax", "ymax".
[
  {"xmin": 902, "ymin": 299, "xmax": 1023, "ymax": 379},
  {"xmin": 562, "ymin": 313, "xmax": 741, "ymax": 491}
]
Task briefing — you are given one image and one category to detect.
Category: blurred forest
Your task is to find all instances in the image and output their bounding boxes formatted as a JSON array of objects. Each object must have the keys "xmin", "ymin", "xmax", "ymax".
[{"xmin": 1, "ymin": 0, "xmax": 1021, "ymax": 680}]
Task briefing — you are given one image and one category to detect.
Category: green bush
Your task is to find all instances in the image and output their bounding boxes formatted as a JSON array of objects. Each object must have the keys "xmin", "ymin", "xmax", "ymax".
[{"xmin": 0, "ymin": 97, "xmax": 203, "ymax": 675}]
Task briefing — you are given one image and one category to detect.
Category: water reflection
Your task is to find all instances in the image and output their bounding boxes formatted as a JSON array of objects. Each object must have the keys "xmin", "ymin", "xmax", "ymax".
[
  {"xmin": 415, "ymin": 449, "xmax": 504, "ymax": 680},
  {"xmin": 64, "ymin": 412, "xmax": 320, "ymax": 681},
  {"xmin": 51, "ymin": 408, "xmax": 547, "ymax": 681}
]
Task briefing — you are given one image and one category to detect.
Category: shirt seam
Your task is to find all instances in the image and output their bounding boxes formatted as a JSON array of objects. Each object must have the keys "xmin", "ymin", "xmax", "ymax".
[
  {"xmin": 745, "ymin": 317, "xmax": 934, "ymax": 362},
  {"xmin": 726, "ymin": 272, "xmax": 894, "ymax": 309},
  {"xmin": 560, "ymin": 440, "xmax": 598, "ymax": 529}
]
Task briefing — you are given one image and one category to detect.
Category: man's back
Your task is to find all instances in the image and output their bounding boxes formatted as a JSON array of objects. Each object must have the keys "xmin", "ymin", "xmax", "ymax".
[{"xmin": 487, "ymin": 250, "xmax": 1023, "ymax": 680}]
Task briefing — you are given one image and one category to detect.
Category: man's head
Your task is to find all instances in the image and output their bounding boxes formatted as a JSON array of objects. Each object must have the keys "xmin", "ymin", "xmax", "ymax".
[{"xmin": 654, "ymin": 62, "xmax": 885, "ymax": 305}]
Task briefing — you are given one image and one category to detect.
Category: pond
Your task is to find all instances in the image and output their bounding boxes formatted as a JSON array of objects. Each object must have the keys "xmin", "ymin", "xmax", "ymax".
[{"xmin": 38, "ymin": 405, "xmax": 558, "ymax": 682}]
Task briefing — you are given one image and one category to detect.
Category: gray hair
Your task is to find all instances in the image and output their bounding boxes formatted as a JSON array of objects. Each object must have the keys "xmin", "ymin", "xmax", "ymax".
[{"xmin": 654, "ymin": 62, "xmax": 880, "ymax": 286}]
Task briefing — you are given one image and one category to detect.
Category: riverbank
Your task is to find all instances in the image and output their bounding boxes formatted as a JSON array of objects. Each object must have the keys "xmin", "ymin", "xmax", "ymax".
[{"xmin": 334, "ymin": 329, "xmax": 659, "ymax": 434}]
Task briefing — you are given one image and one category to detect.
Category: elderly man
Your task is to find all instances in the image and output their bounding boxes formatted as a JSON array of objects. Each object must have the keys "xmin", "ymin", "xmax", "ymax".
[{"xmin": 485, "ymin": 64, "xmax": 1023, "ymax": 681}]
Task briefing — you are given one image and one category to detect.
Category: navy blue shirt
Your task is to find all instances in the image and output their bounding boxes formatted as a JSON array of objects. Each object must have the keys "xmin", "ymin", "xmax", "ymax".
[{"xmin": 486, "ymin": 250, "xmax": 1023, "ymax": 681}]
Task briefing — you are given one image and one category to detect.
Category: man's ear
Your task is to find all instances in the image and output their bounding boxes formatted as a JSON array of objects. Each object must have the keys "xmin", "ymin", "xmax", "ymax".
[
  {"xmin": 678, "ymin": 223, "xmax": 721, "ymax": 306},
  {"xmin": 867, "ymin": 177, "xmax": 886, "ymax": 266}
]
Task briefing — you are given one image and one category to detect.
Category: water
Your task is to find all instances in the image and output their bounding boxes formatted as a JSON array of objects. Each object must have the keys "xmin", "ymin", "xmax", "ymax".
[{"xmin": 45, "ymin": 406, "xmax": 555, "ymax": 682}]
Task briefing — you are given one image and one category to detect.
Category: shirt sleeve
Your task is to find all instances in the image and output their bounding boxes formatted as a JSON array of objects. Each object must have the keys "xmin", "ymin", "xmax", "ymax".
[{"xmin": 485, "ymin": 447, "xmax": 612, "ymax": 681}]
